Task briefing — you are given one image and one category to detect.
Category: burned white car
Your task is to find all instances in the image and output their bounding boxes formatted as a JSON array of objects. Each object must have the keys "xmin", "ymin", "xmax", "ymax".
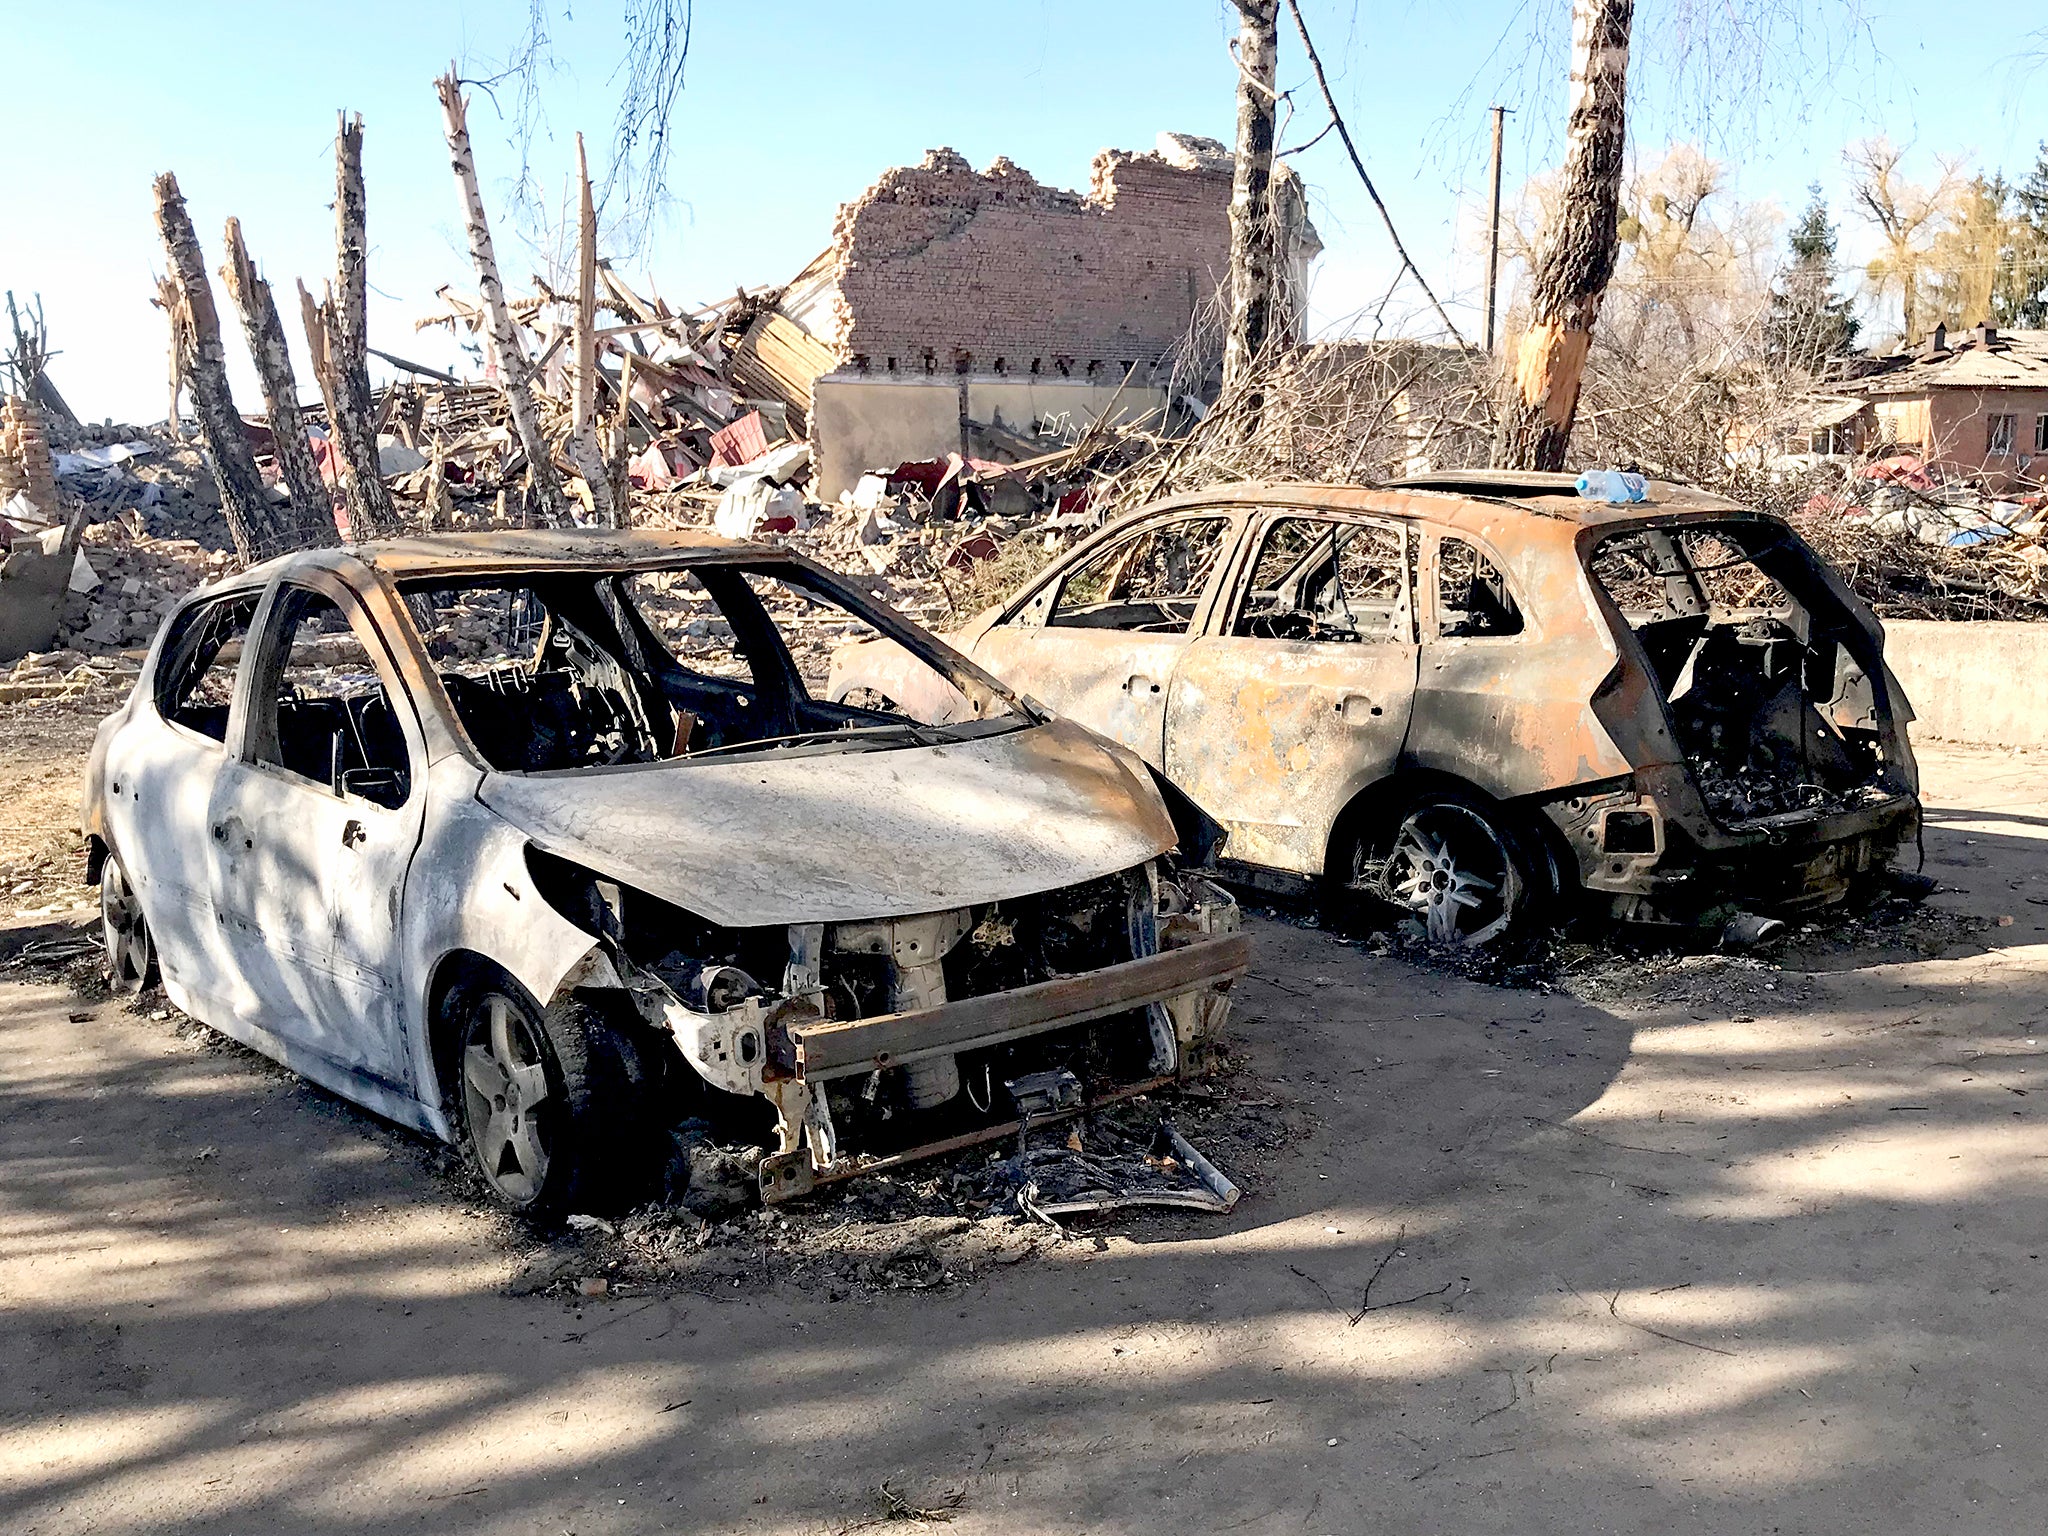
[{"xmin": 83, "ymin": 531, "xmax": 1246, "ymax": 1214}]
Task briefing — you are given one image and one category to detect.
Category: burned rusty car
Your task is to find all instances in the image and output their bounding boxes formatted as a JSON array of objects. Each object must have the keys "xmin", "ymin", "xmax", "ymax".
[
  {"xmin": 837, "ymin": 472, "xmax": 1920, "ymax": 948},
  {"xmin": 82, "ymin": 530, "xmax": 1246, "ymax": 1214}
]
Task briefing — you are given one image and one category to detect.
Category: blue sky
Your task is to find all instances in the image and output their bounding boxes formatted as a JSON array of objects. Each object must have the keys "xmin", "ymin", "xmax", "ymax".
[{"xmin": 3, "ymin": 1, "xmax": 2044, "ymax": 424}]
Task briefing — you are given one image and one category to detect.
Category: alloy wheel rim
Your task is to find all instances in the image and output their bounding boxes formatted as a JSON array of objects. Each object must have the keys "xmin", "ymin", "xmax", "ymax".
[
  {"xmin": 1375, "ymin": 804, "xmax": 1521, "ymax": 948},
  {"xmin": 463, "ymin": 994, "xmax": 555, "ymax": 1205},
  {"xmin": 101, "ymin": 863, "xmax": 150, "ymax": 993}
]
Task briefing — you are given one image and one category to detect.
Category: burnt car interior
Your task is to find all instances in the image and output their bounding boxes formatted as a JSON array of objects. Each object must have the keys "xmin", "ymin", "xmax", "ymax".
[
  {"xmin": 250, "ymin": 587, "xmax": 412, "ymax": 806},
  {"xmin": 1590, "ymin": 524, "xmax": 1908, "ymax": 823},
  {"xmin": 1436, "ymin": 537, "xmax": 1524, "ymax": 637},
  {"xmin": 155, "ymin": 592, "xmax": 258, "ymax": 742},
  {"xmin": 1231, "ymin": 516, "xmax": 1407, "ymax": 643},
  {"xmin": 399, "ymin": 561, "xmax": 1018, "ymax": 774},
  {"xmin": 1046, "ymin": 518, "xmax": 1230, "ymax": 633}
]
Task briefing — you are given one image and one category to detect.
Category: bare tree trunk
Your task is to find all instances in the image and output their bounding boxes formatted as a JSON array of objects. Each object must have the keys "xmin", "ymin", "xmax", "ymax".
[
  {"xmin": 1221, "ymin": 0, "xmax": 1280, "ymax": 414},
  {"xmin": 435, "ymin": 69, "xmax": 566, "ymax": 526},
  {"xmin": 1496, "ymin": 0, "xmax": 1633, "ymax": 472},
  {"xmin": 152, "ymin": 172, "xmax": 290, "ymax": 563},
  {"xmin": 569, "ymin": 132, "xmax": 618, "ymax": 526},
  {"xmin": 221, "ymin": 218, "xmax": 339, "ymax": 548},
  {"xmin": 326, "ymin": 115, "xmax": 400, "ymax": 540},
  {"xmin": 154, "ymin": 276, "xmax": 188, "ymax": 442}
]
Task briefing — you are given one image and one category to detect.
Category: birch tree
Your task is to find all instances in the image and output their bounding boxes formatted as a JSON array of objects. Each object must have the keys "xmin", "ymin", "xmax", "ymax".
[
  {"xmin": 1496, "ymin": 0, "xmax": 1634, "ymax": 471},
  {"xmin": 435, "ymin": 68, "xmax": 566, "ymax": 526}
]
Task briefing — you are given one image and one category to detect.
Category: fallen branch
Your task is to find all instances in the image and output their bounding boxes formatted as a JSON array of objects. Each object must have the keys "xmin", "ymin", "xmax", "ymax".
[{"xmin": 1605, "ymin": 1289, "xmax": 1736, "ymax": 1356}]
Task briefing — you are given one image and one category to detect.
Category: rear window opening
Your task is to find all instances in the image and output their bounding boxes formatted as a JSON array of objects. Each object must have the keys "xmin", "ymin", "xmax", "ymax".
[
  {"xmin": 1588, "ymin": 522, "xmax": 1907, "ymax": 825},
  {"xmin": 397, "ymin": 561, "xmax": 1021, "ymax": 774}
]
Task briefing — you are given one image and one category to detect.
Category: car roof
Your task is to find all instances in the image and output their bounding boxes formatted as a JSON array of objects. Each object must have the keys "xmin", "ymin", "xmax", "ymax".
[
  {"xmin": 201, "ymin": 527, "xmax": 787, "ymax": 595},
  {"xmin": 1139, "ymin": 475, "xmax": 1753, "ymax": 534}
]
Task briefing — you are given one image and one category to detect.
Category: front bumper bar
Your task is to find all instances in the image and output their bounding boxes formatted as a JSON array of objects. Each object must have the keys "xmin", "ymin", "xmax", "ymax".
[{"xmin": 786, "ymin": 930, "xmax": 1254, "ymax": 1083}]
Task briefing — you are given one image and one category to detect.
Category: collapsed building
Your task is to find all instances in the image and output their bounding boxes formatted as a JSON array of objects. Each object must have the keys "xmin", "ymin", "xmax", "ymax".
[{"xmin": 731, "ymin": 132, "xmax": 1322, "ymax": 499}]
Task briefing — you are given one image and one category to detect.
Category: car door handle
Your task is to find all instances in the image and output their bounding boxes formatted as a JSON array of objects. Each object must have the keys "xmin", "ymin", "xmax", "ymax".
[
  {"xmin": 342, "ymin": 819, "xmax": 367, "ymax": 849},
  {"xmin": 1124, "ymin": 674, "xmax": 1163, "ymax": 695}
]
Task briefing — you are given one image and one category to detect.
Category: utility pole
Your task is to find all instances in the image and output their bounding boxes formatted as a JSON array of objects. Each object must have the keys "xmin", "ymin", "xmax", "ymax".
[{"xmin": 1483, "ymin": 106, "xmax": 1507, "ymax": 355}]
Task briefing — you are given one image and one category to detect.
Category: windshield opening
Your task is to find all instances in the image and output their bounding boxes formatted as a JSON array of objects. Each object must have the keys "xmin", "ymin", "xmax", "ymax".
[
  {"xmin": 1587, "ymin": 521, "xmax": 1906, "ymax": 824},
  {"xmin": 397, "ymin": 560, "xmax": 1022, "ymax": 773}
]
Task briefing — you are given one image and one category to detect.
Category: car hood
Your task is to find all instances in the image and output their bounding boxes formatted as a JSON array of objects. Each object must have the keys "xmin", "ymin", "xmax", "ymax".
[{"xmin": 477, "ymin": 718, "xmax": 1178, "ymax": 928}]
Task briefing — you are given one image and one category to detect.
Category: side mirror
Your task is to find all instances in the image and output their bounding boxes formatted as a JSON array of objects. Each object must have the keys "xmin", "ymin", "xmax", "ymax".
[{"xmin": 339, "ymin": 765, "xmax": 409, "ymax": 809}]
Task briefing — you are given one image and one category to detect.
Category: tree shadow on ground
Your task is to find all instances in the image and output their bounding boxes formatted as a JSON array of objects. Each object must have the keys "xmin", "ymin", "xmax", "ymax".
[{"xmin": 7, "ymin": 848, "xmax": 2048, "ymax": 1535}]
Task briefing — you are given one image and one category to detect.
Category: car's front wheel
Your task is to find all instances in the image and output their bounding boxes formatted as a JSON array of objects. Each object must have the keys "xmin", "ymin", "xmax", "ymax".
[
  {"xmin": 446, "ymin": 976, "xmax": 657, "ymax": 1219},
  {"xmin": 100, "ymin": 854, "xmax": 157, "ymax": 995},
  {"xmin": 1330, "ymin": 789, "xmax": 1553, "ymax": 952}
]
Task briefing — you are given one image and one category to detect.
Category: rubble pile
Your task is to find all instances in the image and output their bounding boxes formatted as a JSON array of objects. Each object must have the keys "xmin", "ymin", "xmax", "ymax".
[{"xmin": 1766, "ymin": 461, "xmax": 2048, "ymax": 622}]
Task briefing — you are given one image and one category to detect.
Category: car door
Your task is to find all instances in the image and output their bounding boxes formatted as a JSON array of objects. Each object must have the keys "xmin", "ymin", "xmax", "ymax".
[
  {"xmin": 203, "ymin": 573, "xmax": 427, "ymax": 1091},
  {"xmin": 1163, "ymin": 511, "xmax": 1419, "ymax": 877},
  {"xmin": 102, "ymin": 590, "xmax": 261, "ymax": 1017},
  {"xmin": 969, "ymin": 512, "xmax": 1236, "ymax": 764},
  {"xmin": 1403, "ymin": 529, "xmax": 1545, "ymax": 789}
]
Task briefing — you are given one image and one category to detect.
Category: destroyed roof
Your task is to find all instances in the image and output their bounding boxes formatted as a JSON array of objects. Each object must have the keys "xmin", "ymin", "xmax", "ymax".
[{"xmin": 1843, "ymin": 329, "xmax": 2048, "ymax": 395}]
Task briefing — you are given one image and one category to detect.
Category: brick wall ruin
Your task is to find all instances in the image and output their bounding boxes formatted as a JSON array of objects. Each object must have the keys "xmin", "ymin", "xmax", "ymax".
[{"xmin": 824, "ymin": 146, "xmax": 1243, "ymax": 381}]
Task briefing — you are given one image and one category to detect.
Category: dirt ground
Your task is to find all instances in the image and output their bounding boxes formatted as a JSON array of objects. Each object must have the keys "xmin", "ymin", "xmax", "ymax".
[{"xmin": 5, "ymin": 715, "xmax": 2048, "ymax": 1534}]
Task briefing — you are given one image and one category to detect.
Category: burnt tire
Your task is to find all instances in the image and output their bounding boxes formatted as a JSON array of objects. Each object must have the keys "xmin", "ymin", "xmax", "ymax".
[
  {"xmin": 444, "ymin": 974, "xmax": 659, "ymax": 1220},
  {"xmin": 100, "ymin": 854, "xmax": 158, "ymax": 995},
  {"xmin": 1326, "ymin": 788, "xmax": 1555, "ymax": 954}
]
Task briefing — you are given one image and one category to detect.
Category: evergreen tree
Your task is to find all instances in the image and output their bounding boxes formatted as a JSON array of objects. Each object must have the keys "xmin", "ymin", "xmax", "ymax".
[
  {"xmin": 1767, "ymin": 184, "xmax": 1860, "ymax": 371},
  {"xmin": 1998, "ymin": 142, "xmax": 2048, "ymax": 327}
]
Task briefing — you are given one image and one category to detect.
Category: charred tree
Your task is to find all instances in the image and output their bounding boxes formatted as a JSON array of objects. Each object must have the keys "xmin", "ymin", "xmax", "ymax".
[
  {"xmin": 221, "ymin": 218, "xmax": 339, "ymax": 547},
  {"xmin": 570, "ymin": 132, "xmax": 619, "ymax": 526},
  {"xmin": 152, "ymin": 172, "xmax": 291, "ymax": 562},
  {"xmin": 327, "ymin": 115, "xmax": 400, "ymax": 540},
  {"xmin": 435, "ymin": 68, "xmax": 566, "ymax": 527},
  {"xmin": 1496, "ymin": 0, "xmax": 1633, "ymax": 472},
  {"xmin": 1221, "ymin": 0, "xmax": 1281, "ymax": 415}
]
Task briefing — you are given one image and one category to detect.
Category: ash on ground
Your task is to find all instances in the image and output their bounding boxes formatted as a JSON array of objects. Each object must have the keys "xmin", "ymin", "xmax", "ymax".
[{"xmin": 508, "ymin": 1058, "xmax": 1313, "ymax": 1303}]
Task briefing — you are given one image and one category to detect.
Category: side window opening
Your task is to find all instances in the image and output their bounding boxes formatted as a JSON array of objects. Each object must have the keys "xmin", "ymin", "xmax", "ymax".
[
  {"xmin": 1437, "ymin": 538, "xmax": 1523, "ymax": 638},
  {"xmin": 249, "ymin": 588, "xmax": 411, "ymax": 808},
  {"xmin": 1232, "ymin": 517, "xmax": 1407, "ymax": 644},
  {"xmin": 1047, "ymin": 518, "xmax": 1229, "ymax": 635},
  {"xmin": 154, "ymin": 593, "xmax": 259, "ymax": 742}
]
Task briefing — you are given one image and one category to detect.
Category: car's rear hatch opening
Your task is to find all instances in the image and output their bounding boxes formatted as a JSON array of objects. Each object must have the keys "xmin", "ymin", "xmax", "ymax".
[{"xmin": 1587, "ymin": 519, "xmax": 1914, "ymax": 830}]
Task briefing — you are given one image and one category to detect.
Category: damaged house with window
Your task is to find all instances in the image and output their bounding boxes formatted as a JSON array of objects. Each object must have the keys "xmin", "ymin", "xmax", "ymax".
[
  {"xmin": 1832, "ymin": 325, "xmax": 2048, "ymax": 491},
  {"xmin": 728, "ymin": 133, "xmax": 1322, "ymax": 500}
]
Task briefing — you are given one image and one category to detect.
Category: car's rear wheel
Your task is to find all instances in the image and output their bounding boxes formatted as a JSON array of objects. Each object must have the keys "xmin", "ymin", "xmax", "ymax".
[
  {"xmin": 1330, "ymin": 789, "xmax": 1551, "ymax": 952},
  {"xmin": 446, "ymin": 977, "xmax": 657, "ymax": 1219},
  {"xmin": 100, "ymin": 855, "xmax": 157, "ymax": 995}
]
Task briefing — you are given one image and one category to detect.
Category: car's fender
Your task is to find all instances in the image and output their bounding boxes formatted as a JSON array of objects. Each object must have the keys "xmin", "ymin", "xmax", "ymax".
[{"xmin": 400, "ymin": 754, "xmax": 617, "ymax": 1133}]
